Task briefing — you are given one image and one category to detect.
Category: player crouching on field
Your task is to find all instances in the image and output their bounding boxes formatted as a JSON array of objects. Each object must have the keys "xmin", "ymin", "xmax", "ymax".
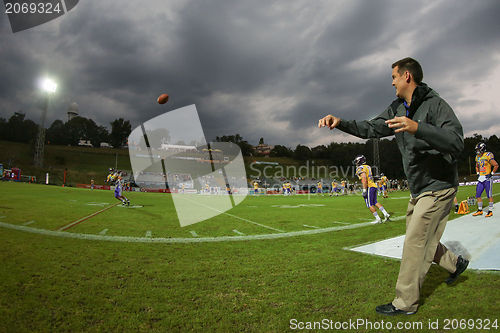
[
  {"xmin": 473, "ymin": 142, "xmax": 498, "ymax": 217},
  {"xmin": 354, "ymin": 155, "xmax": 390, "ymax": 223}
]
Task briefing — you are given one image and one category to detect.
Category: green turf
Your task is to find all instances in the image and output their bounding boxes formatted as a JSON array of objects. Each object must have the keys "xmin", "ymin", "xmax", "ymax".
[{"xmin": 0, "ymin": 181, "xmax": 499, "ymax": 332}]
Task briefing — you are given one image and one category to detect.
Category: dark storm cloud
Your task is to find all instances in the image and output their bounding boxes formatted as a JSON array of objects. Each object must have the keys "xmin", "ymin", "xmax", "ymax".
[{"xmin": 0, "ymin": 0, "xmax": 499, "ymax": 148}]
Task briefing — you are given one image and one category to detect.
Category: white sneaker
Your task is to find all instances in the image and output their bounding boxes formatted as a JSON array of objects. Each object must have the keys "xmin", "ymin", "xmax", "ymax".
[{"xmin": 383, "ymin": 214, "xmax": 390, "ymax": 222}]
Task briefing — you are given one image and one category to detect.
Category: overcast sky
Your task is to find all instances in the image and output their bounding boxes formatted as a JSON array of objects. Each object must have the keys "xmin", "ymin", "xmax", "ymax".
[{"xmin": 1, "ymin": 0, "xmax": 499, "ymax": 148}]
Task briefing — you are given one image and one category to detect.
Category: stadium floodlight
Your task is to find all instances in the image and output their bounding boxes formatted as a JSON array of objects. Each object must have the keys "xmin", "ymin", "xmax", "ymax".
[
  {"xmin": 34, "ymin": 76, "xmax": 57, "ymax": 168},
  {"xmin": 41, "ymin": 77, "xmax": 57, "ymax": 93}
]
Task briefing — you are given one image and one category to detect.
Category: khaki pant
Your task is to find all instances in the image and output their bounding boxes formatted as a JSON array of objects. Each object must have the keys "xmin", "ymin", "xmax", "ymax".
[{"xmin": 392, "ymin": 187, "xmax": 458, "ymax": 312}]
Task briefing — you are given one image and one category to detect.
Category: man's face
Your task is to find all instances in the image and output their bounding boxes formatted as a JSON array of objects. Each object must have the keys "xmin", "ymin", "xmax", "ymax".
[{"xmin": 391, "ymin": 66, "xmax": 408, "ymax": 99}]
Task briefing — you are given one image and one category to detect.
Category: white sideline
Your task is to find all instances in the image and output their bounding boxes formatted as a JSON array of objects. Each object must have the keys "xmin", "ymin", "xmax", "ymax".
[{"xmin": 0, "ymin": 220, "xmax": 376, "ymax": 244}]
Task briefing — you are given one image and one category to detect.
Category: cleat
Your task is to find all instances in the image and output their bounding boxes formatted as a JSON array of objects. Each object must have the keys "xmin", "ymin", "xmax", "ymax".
[
  {"xmin": 446, "ymin": 255, "xmax": 469, "ymax": 285},
  {"xmin": 485, "ymin": 211, "xmax": 493, "ymax": 217},
  {"xmin": 376, "ymin": 303, "xmax": 416, "ymax": 316},
  {"xmin": 472, "ymin": 210, "xmax": 483, "ymax": 216},
  {"xmin": 383, "ymin": 214, "xmax": 390, "ymax": 222}
]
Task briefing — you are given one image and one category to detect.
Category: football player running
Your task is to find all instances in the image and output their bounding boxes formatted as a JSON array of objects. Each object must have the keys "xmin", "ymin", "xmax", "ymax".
[
  {"xmin": 354, "ymin": 155, "xmax": 390, "ymax": 223},
  {"xmin": 473, "ymin": 142, "xmax": 498, "ymax": 217}
]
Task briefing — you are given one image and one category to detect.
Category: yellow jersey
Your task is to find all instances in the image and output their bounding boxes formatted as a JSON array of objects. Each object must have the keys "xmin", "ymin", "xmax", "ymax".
[
  {"xmin": 381, "ymin": 176, "xmax": 388, "ymax": 186},
  {"xmin": 253, "ymin": 182, "xmax": 259, "ymax": 190},
  {"xmin": 356, "ymin": 165, "xmax": 377, "ymax": 188},
  {"xmin": 476, "ymin": 152, "xmax": 495, "ymax": 176},
  {"xmin": 106, "ymin": 172, "xmax": 118, "ymax": 183}
]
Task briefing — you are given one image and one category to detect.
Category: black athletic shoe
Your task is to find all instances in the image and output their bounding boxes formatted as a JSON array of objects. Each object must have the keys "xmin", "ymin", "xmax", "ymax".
[
  {"xmin": 375, "ymin": 303, "xmax": 416, "ymax": 316},
  {"xmin": 446, "ymin": 255, "xmax": 469, "ymax": 285}
]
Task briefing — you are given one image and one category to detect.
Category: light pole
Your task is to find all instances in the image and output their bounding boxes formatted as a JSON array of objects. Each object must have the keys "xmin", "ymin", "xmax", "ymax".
[{"xmin": 34, "ymin": 77, "xmax": 57, "ymax": 168}]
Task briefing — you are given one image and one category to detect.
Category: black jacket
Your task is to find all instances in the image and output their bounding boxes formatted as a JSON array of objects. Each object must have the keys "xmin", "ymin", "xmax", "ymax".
[{"xmin": 337, "ymin": 84, "xmax": 464, "ymax": 197}]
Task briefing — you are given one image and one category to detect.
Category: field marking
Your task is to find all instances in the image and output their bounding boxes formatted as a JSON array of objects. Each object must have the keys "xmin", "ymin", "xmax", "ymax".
[
  {"xmin": 331, "ymin": 221, "xmax": 349, "ymax": 225},
  {"xmin": 56, "ymin": 203, "xmax": 120, "ymax": 231},
  {"xmin": 233, "ymin": 229, "xmax": 245, "ymax": 235},
  {"xmin": 0, "ymin": 220, "xmax": 376, "ymax": 244},
  {"xmin": 190, "ymin": 231, "xmax": 198, "ymax": 237},
  {"xmin": 388, "ymin": 215, "xmax": 405, "ymax": 221},
  {"xmin": 99, "ymin": 229, "xmax": 108, "ymax": 235},
  {"xmin": 303, "ymin": 224, "xmax": 320, "ymax": 229},
  {"xmin": 0, "ymin": 216, "xmax": 6, "ymax": 219},
  {"xmin": 271, "ymin": 204, "xmax": 326, "ymax": 208},
  {"xmin": 177, "ymin": 195, "xmax": 284, "ymax": 233},
  {"xmin": 22, "ymin": 220, "xmax": 35, "ymax": 226},
  {"xmin": 146, "ymin": 231, "xmax": 152, "ymax": 238}
]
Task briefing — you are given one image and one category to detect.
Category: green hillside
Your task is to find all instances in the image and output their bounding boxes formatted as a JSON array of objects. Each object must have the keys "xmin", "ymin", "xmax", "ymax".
[
  {"xmin": 0, "ymin": 141, "xmax": 130, "ymax": 185},
  {"xmin": 0, "ymin": 141, "xmax": 341, "ymax": 186}
]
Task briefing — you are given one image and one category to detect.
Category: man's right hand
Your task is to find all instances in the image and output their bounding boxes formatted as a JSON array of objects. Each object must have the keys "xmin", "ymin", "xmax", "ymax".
[{"xmin": 318, "ymin": 115, "xmax": 341, "ymax": 129}]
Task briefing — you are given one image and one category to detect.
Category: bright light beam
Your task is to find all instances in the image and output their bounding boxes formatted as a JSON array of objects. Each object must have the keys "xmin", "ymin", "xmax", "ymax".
[{"xmin": 41, "ymin": 77, "xmax": 57, "ymax": 93}]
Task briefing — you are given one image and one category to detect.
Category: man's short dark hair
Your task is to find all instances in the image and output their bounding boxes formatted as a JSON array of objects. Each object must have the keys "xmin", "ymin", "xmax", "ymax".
[{"xmin": 392, "ymin": 57, "xmax": 423, "ymax": 84}]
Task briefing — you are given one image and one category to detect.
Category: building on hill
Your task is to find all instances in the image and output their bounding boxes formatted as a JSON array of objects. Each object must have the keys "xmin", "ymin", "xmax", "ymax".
[
  {"xmin": 253, "ymin": 143, "xmax": 273, "ymax": 156},
  {"xmin": 67, "ymin": 102, "xmax": 79, "ymax": 121},
  {"xmin": 78, "ymin": 139, "xmax": 92, "ymax": 147}
]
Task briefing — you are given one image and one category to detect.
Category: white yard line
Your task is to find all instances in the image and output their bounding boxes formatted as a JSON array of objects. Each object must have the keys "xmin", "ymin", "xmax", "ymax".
[
  {"xmin": 303, "ymin": 224, "xmax": 320, "ymax": 229},
  {"xmin": 57, "ymin": 203, "xmax": 119, "ymax": 231},
  {"xmin": 0, "ymin": 220, "xmax": 375, "ymax": 244},
  {"xmin": 177, "ymin": 195, "xmax": 284, "ymax": 233}
]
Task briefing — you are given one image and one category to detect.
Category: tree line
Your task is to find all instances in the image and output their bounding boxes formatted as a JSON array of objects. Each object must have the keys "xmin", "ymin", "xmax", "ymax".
[
  {"xmin": 0, "ymin": 112, "xmax": 131, "ymax": 148},
  {"xmin": 216, "ymin": 133, "xmax": 499, "ymax": 179},
  {"xmin": 1, "ymin": 111, "xmax": 496, "ymax": 177}
]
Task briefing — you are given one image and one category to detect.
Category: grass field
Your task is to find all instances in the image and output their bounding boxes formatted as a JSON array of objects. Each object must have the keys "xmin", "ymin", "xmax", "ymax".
[{"xmin": 0, "ymin": 181, "xmax": 499, "ymax": 332}]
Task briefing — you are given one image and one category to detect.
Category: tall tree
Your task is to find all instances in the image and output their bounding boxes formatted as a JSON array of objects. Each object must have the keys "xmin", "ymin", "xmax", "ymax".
[
  {"xmin": 96, "ymin": 125, "xmax": 110, "ymax": 146},
  {"xmin": 110, "ymin": 118, "xmax": 131, "ymax": 148},
  {"xmin": 46, "ymin": 119, "xmax": 68, "ymax": 145},
  {"xmin": 294, "ymin": 145, "xmax": 312, "ymax": 161},
  {"xmin": 63, "ymin": 116, "xmax": 101, "ymax": 146},
  {"xmin": 4, "ymin": 112, "xmax": 38, "ymax": 143},
  {"xmin": 216, "ymin": 133, "xmax": 253, "ymax": 156},
  {"xmin": 0, "ymin": 117, "xmax": 6, "ymax": 140},
  {"xmin": 270, "ymin": 145, "xmax": 293, "ymax": 157}
]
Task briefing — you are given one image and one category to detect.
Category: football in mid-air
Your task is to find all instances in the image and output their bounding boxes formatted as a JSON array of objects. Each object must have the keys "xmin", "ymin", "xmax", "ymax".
[{"xmin": 157, "ymin": 93, "xmax": 169, "ymax": 104}]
